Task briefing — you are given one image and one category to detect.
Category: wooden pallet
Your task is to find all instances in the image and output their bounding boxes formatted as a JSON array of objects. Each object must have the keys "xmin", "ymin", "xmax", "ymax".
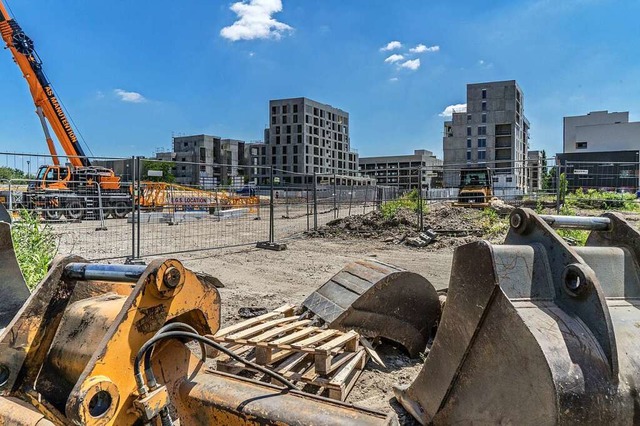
[{"xmin": 211, "ymin": 304, "xmax": 368, "ymax": 401}]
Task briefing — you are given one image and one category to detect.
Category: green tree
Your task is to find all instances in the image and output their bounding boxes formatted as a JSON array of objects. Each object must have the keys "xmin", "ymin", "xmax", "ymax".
[
  {"xmin": 141, "ymin": 160, "xmax": 175, "ymax": 183},
  {"xmin": 0, "ymin": 166, "xmax": 28, "ymax": 181}
]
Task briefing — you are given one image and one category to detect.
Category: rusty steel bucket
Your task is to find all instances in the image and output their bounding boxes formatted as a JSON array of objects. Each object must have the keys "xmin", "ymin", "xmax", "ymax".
[
  {"xmin": 303, "ymin": 259, "xmax": 441, "ymax": 357},
  {"xmin": 395, "ymin": 208, "xmax": 640, "ymax": 424},
  {"xmin": 0, "ymin": 220, "xmax": 30, "ymax": 328}
]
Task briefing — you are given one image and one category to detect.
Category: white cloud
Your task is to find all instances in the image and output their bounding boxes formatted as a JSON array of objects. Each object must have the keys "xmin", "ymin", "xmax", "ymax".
[
  {"xmin": 380, "ymin": 41, "xmax": 402, "ymax": 51},
  {"xmin": 220, "ymin": 0, "xmax": 293, "ymax": 42},
  {"xmin": 400, "ymin": 59, "xmax": 420, "ymax": 71},
  {"xmin": 410, "ymin": 44, "xmax": 440, "ymax": 53},
  {"xmin": 114, "ymin": 89, "xmax": 147, "ymax": 103},
  {"xmin": 478, "ymin": 59, "xmax": 494, "ymax": 69},
  {"xmin": 439, "ymin": 103, "xmax": 467, "ymax": 117},
  {"xmin": 389, "ymin": 77, "xmax": 399, "ymax": 82},
  {"xmin": 384, "ymin": 54, "xmax": 404, "ymax": 63}
]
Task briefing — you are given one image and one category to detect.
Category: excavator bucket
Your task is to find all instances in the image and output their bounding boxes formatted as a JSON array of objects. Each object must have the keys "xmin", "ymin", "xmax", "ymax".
[
  {"xmin": 395, "ymin": 208, "xmax": 640, "ymax": 424},
  {"xmin": 0, "ymin": 219, "xmax": 30, "ymax": 328},
  {"xmin": 303, "ymin": 259, "xmax": 441, "ymax": 357}
]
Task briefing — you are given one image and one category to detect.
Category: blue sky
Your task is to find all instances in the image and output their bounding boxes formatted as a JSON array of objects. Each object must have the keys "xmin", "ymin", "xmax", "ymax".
[{"xmin": 0, "ymin": 0, "xmax": 639, "ymax": 161}]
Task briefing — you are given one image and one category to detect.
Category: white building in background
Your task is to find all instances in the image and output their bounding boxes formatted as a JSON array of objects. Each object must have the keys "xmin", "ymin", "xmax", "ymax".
[{"xmin": 563, "ymin": 110, "xmax": 640, "ymax": 153}]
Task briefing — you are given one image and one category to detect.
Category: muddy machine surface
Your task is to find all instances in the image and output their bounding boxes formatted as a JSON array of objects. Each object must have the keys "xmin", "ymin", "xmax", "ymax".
[
  {"xmin": 396, "ymin": 208, "xmax": 640, "ymax": 424},
  {"xmin": 0, "ymin": 257, "xmax": 392, "ymax": 425}
]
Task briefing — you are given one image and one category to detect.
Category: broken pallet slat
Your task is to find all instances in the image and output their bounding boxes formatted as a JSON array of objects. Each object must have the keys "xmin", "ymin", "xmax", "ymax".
[
  {"xmin": 247, "ymin": 319, "xmax": 312, "ymax": 343},
  {"xmin": 225, "ymin": 316, "xmax": 299, "ymax": 341},
  {"xmin": 212, "ymin": 305, "xmax": 368, "ymax": 401},
  {"xmin": 214, "ymin": 304, "xmax": 295, "ymax": 337},
  {"xmin": 291, "ymin": 329, "xmax": 340, "ymax": 349}
]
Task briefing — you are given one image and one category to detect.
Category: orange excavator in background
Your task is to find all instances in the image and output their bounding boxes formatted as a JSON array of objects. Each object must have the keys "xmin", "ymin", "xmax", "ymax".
[{"xmin": 0, "ymin": 1, "xmax": 131, "ymax": 220}]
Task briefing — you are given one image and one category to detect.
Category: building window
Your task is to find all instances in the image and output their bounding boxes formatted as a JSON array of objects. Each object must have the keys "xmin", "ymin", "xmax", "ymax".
[
  {"xmin": 275, "ymin": 126, "xmax": 280, "ymax": 134},
  {"xmin": 271, "ymin": 116, "xmax": 276, "ymax": 125},
  {"xmin": 293, "ymin": 115, "xmax": 298, "ymax": 123},
  {"xmin": 478, "ymin": 126, "xmax": 486, "ymax": 136},
  {"xmin": 466, "ymin": 150, "xmax": 471, "ymax": 161},
  {"xmin": 282, "ymin": 105, "xmax": 288, "ymax": 114},
  {"xmin": 467, "ymin": 139, "xmax": 472, "ymax": 148},
  {"xmin": 293, "ymin": 104, "xmax": 298, "ymax": 113},
  {"xmin": 271, "ymin": 106, "xmax": 277, "ymax": 114},
  {"xmin": 482, "ymin": 113, "xmax": 487, "ymax": 123},
  {"xmin": 478, "ymin": 138, "xmax": 487, "ymax": 148},
  {"xmin": 467, "ymin": 114, "xmax": 472, "ymax": 123},
  {"xmin": 275, "ymin": 136, "xmax": 280, "ymax": 144},
  {"xmin": 482, "ymin": 89, "xmax": 487, "ymax": 99},
  {"xmin": 293, "ymin": 145, "xmax": 298, "ymax": 154},
  {"xmin": 286, "ymin": 135, "xmax": 291, "ymax": 144},
  {"xmin": 286, "ymin": 125, "xmax": 291, "ymax": 133},
  {"xmin": 576, "ymin": 142, "xmax": 588, "ymax": 149},
  {"xmin": 467, "ymin": 127, "xmax": 472, "ymax": 136},
  {"xmin": 481, "ymin": 101, "xmax": 487, "ymax": 111},
  {"xmin": 297, "ymin": 124, "xmax": 302, "ymax": 133},
  {"xmin": 506, "ymin": 177, "xmax": 513, "ymax": 183},
  {"xmin": 478, "ymin": 150, "xmax": 486, "ymax": 160}
]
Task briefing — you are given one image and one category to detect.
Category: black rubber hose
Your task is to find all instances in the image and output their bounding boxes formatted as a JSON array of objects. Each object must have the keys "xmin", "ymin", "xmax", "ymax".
[
  {"xmin": 134, "ymin": 330, "xmax": 297, "ymax": 392},
  {"xmin": 143, "ymin": 323, "xmax": 206, "ymax": 389}
]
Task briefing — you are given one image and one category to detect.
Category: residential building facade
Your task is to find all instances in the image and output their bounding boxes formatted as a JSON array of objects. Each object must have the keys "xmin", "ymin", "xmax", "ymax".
[
  {"xmin": 359, "ymin": 149, "xmax": 443, "ymax": 191},
  {"xmin": 443, "ymin": 80, "xmax": 529, "ymax": 190},
  {"xmin": 527, "ymin": 150, "xmax": 543, "ymax": 191},
  {"xmin": 157, "ymin": 135, "xmax": 250, "ymax": 187},
  {"xmin": 559, "ymin": 111, "xmax": 640, "ymax": 191},
  {"xmin": 253, "ymin": 97, "xmax": 360, "ymax": 185}
]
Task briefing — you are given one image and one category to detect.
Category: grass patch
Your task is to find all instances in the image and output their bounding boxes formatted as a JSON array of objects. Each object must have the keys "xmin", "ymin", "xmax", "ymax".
[
  {"xmin": 556, "ymin": 204, "xmax": 589, "ymax": 246},
  {"xmin": 380, "ymin": 189, "xmax": 426, "ymax": 219},
  {"xmin": 480, "ymin": 208, "xmax": 509, "ymax": 238},
  {"xmin": 566, "ymin": 188, "xmax": 639, "ymax": 211},
  {"xmin": 11, "ymin": 210, "xmax": 58, "ymax": 289}
]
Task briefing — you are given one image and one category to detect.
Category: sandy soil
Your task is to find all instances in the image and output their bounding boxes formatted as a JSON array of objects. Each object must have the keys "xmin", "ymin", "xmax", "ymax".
[{"xmin": 166, "ymin": 236, "xmax": 453, "ymax": 424}]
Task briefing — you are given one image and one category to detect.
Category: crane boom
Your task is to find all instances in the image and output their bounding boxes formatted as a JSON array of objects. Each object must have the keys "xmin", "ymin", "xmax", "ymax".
[{"xmin": 0, "ymin": 1, "xmax": 89, "ymax": 167}]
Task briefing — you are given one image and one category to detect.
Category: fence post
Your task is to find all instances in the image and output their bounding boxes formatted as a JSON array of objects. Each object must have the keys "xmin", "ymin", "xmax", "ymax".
[
  {"xmin": 313, "ymin": 172, "xmax": 318, "ymax": 231},
  {"xmin": 306, "ymin": 177, "xmax": 310, "ymax": 232},
  {"xmin": 555, "ymin": 164, "xmax": 562, "ymax": 214},
  {"xmin": 418, "ymin": 168, "xmax": 424, "ymax": 231},
  {"xmin": 136, "ymin": 156, "xmax": 141, "ymax": 259},
  {"xmin": 348, "ymin": 182, "xmax": 354, "ymax": 216},
  {"xmin": 129, "ymin": 156, "xmax": 136, "ymax": 262},
  {"xmin": 269, "ymin": 166, "xmax": 275, "ymax": 243},
  {"xmin": 94, "ymin": 181, "xmax": 107, "ymax": 231},
  {"xmin": 363, "ymin": 186, "xmax": 368, "ymax": 214},
  {"xmin": 333, "ymin": 173, "xmax": 338, "ymax": 219},
  {"xmin": 7, "ymin": 180, "xmax": 12, "ymax": 211}
]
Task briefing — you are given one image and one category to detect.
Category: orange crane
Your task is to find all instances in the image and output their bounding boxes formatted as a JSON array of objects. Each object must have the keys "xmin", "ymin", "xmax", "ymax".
[{"xmin": 0, "ymin": 2, "xmax": 129, "ymax": 220}]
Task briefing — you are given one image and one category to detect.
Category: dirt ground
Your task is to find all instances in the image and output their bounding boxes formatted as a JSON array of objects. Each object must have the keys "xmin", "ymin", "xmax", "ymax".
[{"xmin": 170, "ymin": 236, "xmax": 453, "ymax": 424}]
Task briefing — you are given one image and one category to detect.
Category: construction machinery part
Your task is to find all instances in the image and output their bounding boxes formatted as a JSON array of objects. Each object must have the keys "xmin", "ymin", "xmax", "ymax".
[
  {"xmin": 0, "ymin": 221, "xmax": 30, "ymax": 328},
  {"xmin": 0, "ymin": 257, "xmax": 392, "ymax": 425},
  {"xmin": 395, "ymin": 208, "xmax": 640, "ymax": 424},
  {"xmin": 303, "ymin": 259, "xmax": 441, "ymax": 357}
]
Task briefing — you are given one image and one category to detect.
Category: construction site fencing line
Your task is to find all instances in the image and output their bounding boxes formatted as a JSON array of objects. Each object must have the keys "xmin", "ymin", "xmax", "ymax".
[{"xmin": 0, "ymin": 153, "xmax": 638, "ymax": 261}]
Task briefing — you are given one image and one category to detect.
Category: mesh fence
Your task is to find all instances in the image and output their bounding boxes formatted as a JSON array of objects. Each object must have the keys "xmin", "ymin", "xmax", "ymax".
[{"xmin": 2, "ymin": 153, "xmax": 637, "ymax": 261}]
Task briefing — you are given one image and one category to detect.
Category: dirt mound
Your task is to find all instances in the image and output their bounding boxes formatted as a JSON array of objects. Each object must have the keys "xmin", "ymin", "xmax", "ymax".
[{"xmin": 309, "ymin": 204, "xmax": 489, "ymax": 251}]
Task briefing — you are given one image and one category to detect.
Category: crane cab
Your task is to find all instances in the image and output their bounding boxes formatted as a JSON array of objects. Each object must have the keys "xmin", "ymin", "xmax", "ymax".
[{"xmin": 31, "ymin": 165, "xmax": 71, "ymax": 190}]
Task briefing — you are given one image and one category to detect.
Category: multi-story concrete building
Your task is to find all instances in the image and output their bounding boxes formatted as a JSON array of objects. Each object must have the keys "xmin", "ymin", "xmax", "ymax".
[
  {"xmin": 253, "ymin": 97, "xmax": 360, "ymax": 185},
  {"xmin": 443, "ymin": 80, "xmax": 529, "ymax": 190},
  {"xmin": 158, "ymin": 135, "xmax": 250, "ymax": 187},
  {"xmin": 558, "ymin": 110, "xmax": 639, "ymax": 191},
  {"xmin": 358, "ymin": 150, "xmax": 443, "ymax": 191},
  {"xmin": 527, "ymin": 150, "xmax": 543, "ymax": 191}
]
